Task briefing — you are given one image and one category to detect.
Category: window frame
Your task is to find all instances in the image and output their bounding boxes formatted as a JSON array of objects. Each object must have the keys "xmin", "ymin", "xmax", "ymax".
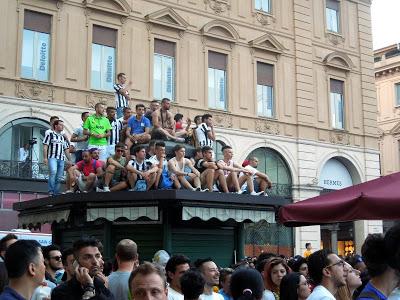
[
  {"xmin": 395, "ymin": 82, "xmax": 400, "ymax": 107},
  {"xmin": 256, "ymin": 61, "xmax": 275, "ymax": 118},
  {"xmin": 254, "ymin": 0, "xmax": 272, "ymax": 14},
  {"xmin": 207, "ymin": 50, "xmax": 229, "ymax": 111},
  {"xmin": 325, "ymin": 0, "xmax": 341, "ymax": 34},
  {"xmin": 329, "ymin": 78, "xmax": 345, "ymax": 130},
  {"xmin": 153, "ymin": 39, "xmax": 176, "ymax": 101}
]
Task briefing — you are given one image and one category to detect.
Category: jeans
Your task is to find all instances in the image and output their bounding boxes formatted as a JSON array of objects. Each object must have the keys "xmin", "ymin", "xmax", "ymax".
[
  {"xmin": 48, "ymin": 158, "xmax": 65, "ymax": 195},
  {"xmin": 116, "ymin": 107, "xmax": 123, "ymax": 119}
]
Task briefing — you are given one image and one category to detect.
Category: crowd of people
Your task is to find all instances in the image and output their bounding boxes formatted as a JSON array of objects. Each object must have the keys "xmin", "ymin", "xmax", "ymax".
[
  {"xmin": 0, "ymin": 223, "xmax": 400, "ymax": 300},
  {"xmin": 41, "ymin": 73, "xmax": 272, "ymax": 196}
]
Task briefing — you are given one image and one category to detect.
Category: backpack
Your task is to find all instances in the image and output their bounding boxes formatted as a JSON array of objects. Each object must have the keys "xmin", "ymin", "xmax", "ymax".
[
  {"xmin": 134, "ymin": 179, "xmax": 147, "ymax": 191},
  {"xmin": 158, "ymin": 164, "xmax": 173, "ymax": 189}
]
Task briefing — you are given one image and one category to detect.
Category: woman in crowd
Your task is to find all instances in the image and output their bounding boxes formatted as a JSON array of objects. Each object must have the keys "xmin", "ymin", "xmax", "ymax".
[
  {"xmin": 336, "ymin": 262, "xmax": 362, "ymax": 300},
  {"xmin": 263, "ymin": 257, "xmax": 291, "ymax": 300},
  {"xmin": 279, "ymin": 272, "xmax": 310, "ymax": 300},
  {"xmin": 230, "ymin": 268, "xmax": 264, "ymax": 300}
]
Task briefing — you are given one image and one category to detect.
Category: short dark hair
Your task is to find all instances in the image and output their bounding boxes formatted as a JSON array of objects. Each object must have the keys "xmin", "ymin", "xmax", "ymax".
[
  {"xmin": 305, "ymin": 243, "xmax": 311, "ymax": 248},
  {"xmin": 117, "ymin": 73, "xmax": 125, "ymax": 80},
  {"xmin": 53, "ymin": 120, "xmax": 63, "ymax": 127},
  {"xmin": 123, "ymin": 106, "xmax": 132, "ymax": 113},
  {"xmin": 94, "ymin": 102, "xmax": 104, "ymax": 109},
  {"xmin": 194, "ymin": 257, "xmax": 214, "ymax": 272},
  {"xmin": 61, "ymin": 248, "xmax": 74, "ymax": 266},
  {"xmin": 115, "ymin": 239, "xmax": 138, "ymax": 262},
  {"xmin": 202, "ymin": 114, "xmax": 212, "ymax": 122},
  {"xmin": 230, "ymin": 268, "xmax": 264, "ymax": 300},
  {"xmin": 151, "ymin": 100, "xmax": 159, "ymax": 104},
  {"xmin": 174, "ymin": 113, "xmax": 183, "ymax": 122},
  {"xmin": 219, "ymin": 268, "xmax": 234, "ymax": 285},
  {"xmin": 173, "ymin": 144, "xmax": 185, "ymax": 153},
  {"xmin": 0, "ymin": 234, "xmax": 18, "ymax": 252},
  {"xmin": 155, "ymin": 141, "xmax": 166, "ymax": 148},
  {"xmin": 49, "ymin": 116, "xmax": 59, "ymax": 123},
  {"xmin": 134, "ymin": 145, "xmax": 146, "ymax": 154},
  {"xmin": 221, "ymin": 145, "xmax": 232, "ymax": 152},
  {"xmin": 165, "ymin": 255, "xmax": 191, "ymax": 282},
  {"xmin": 194, "ymin": 115, "xmax": 202, "ymax": 123},
  {"xmin": 115, "ymin": 142, "xmax": 126, "ymax": 150},
  {"xmin": 180, "ymin": 270, "xmax": 205, "ymax": 300},
  {"xmin": 106, "ymin": 106, "xmax": 116, "ymax": 112},
  {"xmin": 72, "ymin": 238, "xmax": 102, "ymax": 259},
  {"xmin": 307, "ymin": 249, "xmax": 333, "ymax": 285},
  {"xmin": 280, "ymin": 272, "xmax": 302, "ymax": 300},
  {"xmin": 384, "ymin": 223, "xmax": 400, "ymax": 271},
  {"xmin": 129, "ymin": 262, "xmax": 167, "ymax": 294},
  {"xmin": 361, "ymin": 233, "xmax": 387, "ymax": 277},
  {"xmin": 5, "ymin": 240, "xmax": 42, "ymax": 279},
  {"xmin": 81, "ymin": 112, "xmax": 89, "ymax": 119},
  {"xmin": 201, "ymin": 146, "xmax": 213, "ymax": 154},
  {"xmin": 161, "ymin": 98, "xmax": 170, "ymax": 104},
  {"xmin": 136, "ymin": 104, "xmax": 145, "ymax": 110},
  {"xmin": 42, "ymin": 244, "xmax": 61, "ymax": 260},
  {"xmin": 288, "ymin": 255, "xmax": 307, "ymax": 272}
]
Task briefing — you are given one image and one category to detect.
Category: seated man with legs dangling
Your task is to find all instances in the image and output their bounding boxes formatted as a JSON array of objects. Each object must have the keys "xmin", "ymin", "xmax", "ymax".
[{"xmin": 126, "ymin": 146, "xmax": 158, "ymax": 191}]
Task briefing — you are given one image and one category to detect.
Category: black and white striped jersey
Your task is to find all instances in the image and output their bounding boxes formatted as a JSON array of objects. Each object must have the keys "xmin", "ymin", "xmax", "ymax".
[
  {"xmin": 108, "ymin": 118, "xmax": 123, "ymax": 145},
  {"xmin": 43, "ymin": 130, "xmax": 69, "ymax": 160},
  {"xmin": 114, "ymin": 83, "xmax": 129, "ymax": 108}
]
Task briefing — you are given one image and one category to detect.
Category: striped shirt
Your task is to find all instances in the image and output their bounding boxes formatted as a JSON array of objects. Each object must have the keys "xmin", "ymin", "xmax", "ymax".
[
  {"xmin": 114, "ymin": 83, "xmax": 129, "ymax": 108},
  {"xmin": 195, "ymin": 123, "xmax": 214, "ymax": 147},
  {"xmin": 129, "ymin": 159, "xmax": 153, "ymax": 179},
  {"xmin": 43, "ymin": 130, "xmax": 69, "ymax": 160},
  {"xmin": 108, "ymin": 118, "xmax": 123, "ymax": 145}
]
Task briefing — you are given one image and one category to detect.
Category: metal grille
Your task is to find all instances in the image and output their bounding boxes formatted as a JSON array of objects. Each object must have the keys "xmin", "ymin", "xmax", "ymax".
[{"xmin": 0, "ymin": 160, "xmax": 51, "ymax": 180}]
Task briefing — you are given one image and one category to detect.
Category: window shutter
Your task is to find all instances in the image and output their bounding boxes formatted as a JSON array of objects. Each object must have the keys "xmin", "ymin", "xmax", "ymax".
[
  {"xmin": 326, "ymin": 0, "xmax": 339, "ymax": 11},
  {"xmin": 208, "ymin": 51, "xmax": 227, "ymax": 71},
  {"xmin": 330, "ymin": 79, "xmax": 344, "ymax": 94},
  {"xmin": 154, "ymin": 39, "xmax": 175, "ymax": 57},
  {"xmin": 257, "ymin": 62, "xmax": 274, "ymax": 86},
  {"xmin": 24, "ymin": 10, "xmax": 51, "ymax": 34},
  {"xmin": 93, "ymin": 25, "xmax": 117, "ymax": 48}
]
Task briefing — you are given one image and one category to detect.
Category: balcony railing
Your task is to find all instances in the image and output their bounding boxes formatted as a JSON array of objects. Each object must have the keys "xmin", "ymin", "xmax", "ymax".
[
  {"xmin": 0, "ymin": 160, "xmax": 50, "ymax": 180},
  {"xmin": 267, "ymin": 184, "xmax": 292, "ymax": 198}
]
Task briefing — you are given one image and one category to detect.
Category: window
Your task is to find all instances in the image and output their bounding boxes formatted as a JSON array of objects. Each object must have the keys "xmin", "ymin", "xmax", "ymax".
[
  {"xmin": 154, "ymin": 39, "xmax": 175, "ymax": 101},
  {"xmin": 255, "ymin": 0, "xmax": 271, "ymax": 13},
  {"xmin": 257, "ymin": 62, "xmax": 274, "ymax": 118},
  {"xmin": 91, "ymin": 25, "xmax": 116, "ymax": 91},
  {"xmin": 395, "ymin": 83, "xmax": 400, "ymax": 106},
  {"xmin": 330, "ymin": 79, "xmax": 344, "ymax": 129},
  {"xmin": 21, "ymin": 10, "xmax": 51, "ymax": 81},
  {"xmin": 208, "ymin": 51, "xmax": 227, "ymax": 110},
  {"xmin": 213, "ymin": 140, "xmax": 225, "ymax": 161},
  {"xmin": 326, "ymin": 0, "xmax": 340, "ymax": 33}
]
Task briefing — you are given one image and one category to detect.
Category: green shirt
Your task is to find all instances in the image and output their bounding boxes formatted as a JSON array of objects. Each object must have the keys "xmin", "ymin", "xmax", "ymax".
[
  {"xmin": 107, "ymin": 156, "xmax": 127, "ymax": 180},
  {"xmin": 83, "ymin": 114, "xmax": 112, "ymax": 146}
]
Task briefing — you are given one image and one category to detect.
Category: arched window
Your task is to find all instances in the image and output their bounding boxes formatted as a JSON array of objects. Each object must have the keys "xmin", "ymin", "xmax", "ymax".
[
  {"xmin": 213, "ymin": 140, "xmax": 225, "ymax": 161},
  {"xmin": 246, "ymin": 147, "xmax": 292, "ymax": 196},
  {"xmin": 0, "ymin": 118, "xmax": 48, "ymax": 162}
]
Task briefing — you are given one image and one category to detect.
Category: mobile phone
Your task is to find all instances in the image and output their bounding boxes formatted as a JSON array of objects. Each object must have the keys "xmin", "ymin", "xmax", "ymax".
[{"xmin": 73, "ymin": 260, "xmax": 79, "ymax": 270}]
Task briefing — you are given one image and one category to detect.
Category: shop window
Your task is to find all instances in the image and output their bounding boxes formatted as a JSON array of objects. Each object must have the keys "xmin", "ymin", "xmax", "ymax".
[
  {"xmin": 330, "ymin": 79, "xmax": 344, "ymax": 129},
  {"xmin": 91, "ymin": 25, "xmax": 116, "ymax": 91},
  {"xmin": 21, "ymin": 10, "xmax": 51, "ymax": 81},
  {"xmin": 326, "ymin": 0, "xmax": 340, "ymax": 33},
  {"xmin": 257, "ymin": 62, "xmax": 274, "ymax": 118},
  {"xmin": 208, "ymin": 51, "xmax": 227, "ymax": 110},
  {"xmin": 154, "ymin": 39, "xmax": 175, "ymax": 101},
  {"xmin": 255, "ymin": 0, "xmax": 271, "ymax": 13}
]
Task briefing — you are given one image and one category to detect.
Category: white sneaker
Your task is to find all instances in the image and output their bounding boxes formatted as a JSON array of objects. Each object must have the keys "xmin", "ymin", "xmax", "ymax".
[
  {"xmin": 128, "ymin": 188, "xmax": 135, "ymax": 191},
  {"xmin": 200, "ymin": 188, "xmax": 209, "ymax": 192},
  {"xmin": 64, "ymin": 189, "xmax": 74, "ymax": 194},
  {"xmin": 103, "ymin": 186, "xmax": 110, "ymax": 192},
  {"xmin": 212, "ymin": 184, "xmax": 219, "ymax": 192},
  {"xmin": 236, "ymin": 190, "xmax": 244, "ymax": 195},
  {"xmin": 96, "ymin": 187, "xmax": 104, "ymax": 192},
  {"xmin": 194, "ymin": 187, "xmax": 202, "ymax": 192},
  {"xmin": 251, "ymin": 191, "xmax": 264, "ymax": 196},
  {"xmin": 264, "ymin": 192, "xmax": 269, "ymax": 196}
]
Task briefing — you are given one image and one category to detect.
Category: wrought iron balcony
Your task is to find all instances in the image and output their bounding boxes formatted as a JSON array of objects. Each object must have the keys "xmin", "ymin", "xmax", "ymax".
[{"xmin": 0, "ymin": 160, "xmax": 52, "ymax": 180}]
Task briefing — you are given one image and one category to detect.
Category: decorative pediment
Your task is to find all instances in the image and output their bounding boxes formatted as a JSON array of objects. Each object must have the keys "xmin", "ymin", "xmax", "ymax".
[
  {"xmin": 249, "ymin": 33, "xmax": 285, "ymax": 54},
  {"xmin": 201, "ymin": 20, "xmax": 239, "ymax": 43},
  {"xmin": 323, "ymin": 52, "xmax": 354, "ymax": 72},
  {"xmin": 145, "ymin": 8, "xmax": 189, "ymax": 31},
  {"xmin": 83, "ymin": 0, "xmax": 131, "ymax": 16}
]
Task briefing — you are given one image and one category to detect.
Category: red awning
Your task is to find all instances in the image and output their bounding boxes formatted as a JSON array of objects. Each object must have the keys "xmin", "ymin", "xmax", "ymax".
[{"xmin": 279, "ymin": 172, "xmax": 400, "ymax": 227}]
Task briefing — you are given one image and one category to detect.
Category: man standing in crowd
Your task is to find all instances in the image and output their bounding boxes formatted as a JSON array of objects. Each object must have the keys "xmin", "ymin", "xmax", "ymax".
[
  {"xmin": 71, "ymin": 112, "xmax": 89, "ymax": 163},
  {"xmin": 106, "ymin": 107, "xmax": 122, "ymax": 158},
  {"xmin": 145, "ymin": 100, "xmax": 160, "ymax": 126},
  {"xmin": 125, "ymin": 104, "xmax": 151, "ymax": 157},
  {"xmin": 114, "ymin": 73, "xmax": 132, "ymax": 118},
  {"xmin": 127, "ymin": 146, "xmax": 158, "ymax": 191},
  {"xmin": 108, "ymin": 239, "xmax": 138, "ymax": 300},
  {"xmin": 243, "ymin": 157, "xmax": 272, "ymax": 196},
  {"xmin": 165, "ymin": 255, "xmax": 191, "ymax": 300},
  {"xmin": 152, "ymin": 98, "xmax": 185, "ymax": 142},
  {"xmin": 0, "ymin": 240, "xmax": 45, "ymax": 300},
  {"xmin": 101, "ymin": 143, "xmax": 128, "ymax": 192},
  {"xmin": 83, "ymin": 103, "xmax": 112, "ymax": 162},
  {"xmin": 43, "ymin": 120, "xmax": 71, "ymax": 196},
  {"xmin": 195, "ymin": 114, "xmax": 215, "ymax": 148},
  {"xmin": 195, "ymin": 258, "xmax": 223, "ymax": 300},
  {"xmin": 218, "ymin": 268, "xmax": 233, "ymax": 300},
  {"xmin": 303, "ymin": 243, "xmax": 313, "ymax": 258},
  {"xmin": 52, "ymin": 238, "xmax": 114, "ymax": 300},
  {"xmin": 66, "ymin": 149, "xmax": 103, "ymax": 193},
  {"xmin": 118, "ymin": 107, "xmax": 132, "ymax": 146},
  {"xmin": 129, "ymin": 262, "xmax": 168, "ymax": 300},
  {"xmin": 195, "ymin": 146, "xmax": 228, "ymax": 193},
  {"xmin": 0, "ymin": 234, "xmax": 17, "ymax": 293},
  {"xmin": 180, "ymin": 270, "xmax": 205, "ymax": 300},
  {"xmin": 307, "ymin": 249, "xmax": 349, "ymax": 300},
  {"xmin": 43, "ymin": 245, "xmax": 63, "ymax": 285},
  {"xmin": 61, "ymin": 248, "xmax": 75, "ymax": 282}
]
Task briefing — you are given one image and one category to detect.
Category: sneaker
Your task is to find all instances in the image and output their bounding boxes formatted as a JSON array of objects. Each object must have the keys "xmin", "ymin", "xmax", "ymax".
[
  {"xmin": 212, "ymin": 184, "xmax": 219, "ymax": 192},
  {"xmin": 194, "ymin": 187, "xmax": 202, "ymax": 192},
  {"xmin": 236, "ymin": 190, "xmax": 244, "ymax": 195},
  {"xmin": 64, "ymin": 189, "xmax": 74, "ymax": 194},
  {"xmin": 96, "ymin": 187, "xmax": 104, "ymax": 192},
  {"xmin": 103, "ymin": 186, "xmax": 110, "ymax": 192},
  {"xmin": 200, "ymin": 188, "xmax": 209, "ymax": 192},
  {"xmin": 128, "ymin": 188, "xmax": 135, "ymax": 192},
  {"xmin": 175, "ymin": 137, "xmax": 185, "ymax": 143},
  {"xmin": 264, "ymin": 192, "xmax": 269, "ymax": 196},
  {"xmin": 250, "ymin": 191, "xmax": 264, "ymax": 196}
]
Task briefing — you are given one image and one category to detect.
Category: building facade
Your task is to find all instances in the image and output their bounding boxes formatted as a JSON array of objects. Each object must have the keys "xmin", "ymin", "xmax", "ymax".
[{"xmin": 0, "ymin": 0, "xmax": 380, "ymax": 255}]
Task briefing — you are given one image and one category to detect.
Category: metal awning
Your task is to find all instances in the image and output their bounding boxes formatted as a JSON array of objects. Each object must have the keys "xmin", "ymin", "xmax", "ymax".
[
  {"xmin": 18, "ymin": 210, "xmax": 70, "ymax": 226},
  {"xmin": 182, "ymin": 206, "xmax": 275, "ymax": 223},
  {"xmin": 87, "ymin": 206, "xmax": 159, "ymax": 222}
]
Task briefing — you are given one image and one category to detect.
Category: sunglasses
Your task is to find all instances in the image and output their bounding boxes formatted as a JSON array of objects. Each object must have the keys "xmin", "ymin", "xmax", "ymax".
[
  {"xmin": 116, "ymin": 149, "xmax": 125, "ymax": 153},
  {"xmin": 50, "ymin": 256, "xmax": 62, "ymax": 261},
  {"xmin": 326, "ymin": 260, "xmax": 345, "ymax": 268}
]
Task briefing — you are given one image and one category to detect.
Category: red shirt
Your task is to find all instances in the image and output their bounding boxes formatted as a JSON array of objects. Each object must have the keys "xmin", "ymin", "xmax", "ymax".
[{"xmin": 76, "ymin": 159, "xmax": 102, "ymax": 176}]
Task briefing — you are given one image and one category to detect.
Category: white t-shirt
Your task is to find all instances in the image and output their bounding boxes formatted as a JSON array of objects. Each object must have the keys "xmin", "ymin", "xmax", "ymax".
[
  {"xmin": 195, "ymin": 123, "xmax": 213, "ymax": 147},
  {"xmin": 244, "ymin": 165, "xmax": 259, "ymax": 179},
  {"xmin": 200, "ymin": 292, "xmax": 224, "ymax": 300},
  {"xmin": 262, "ymin": 290, "xmax": 275, "ymax": 300},
  {"xmin": 168, "ymin": 286, "xmax": 184, "ymax": 300},
  {"xmin": 19, "ymin": 147, "xmax": 29, "ymax": 162},
  {"xmin": 149, "ymin": 155, "xmax": 168, "ymax": 168},
  {"xmin": 306, "ymin": 285, "xmax": 335, "ymax": 300}
]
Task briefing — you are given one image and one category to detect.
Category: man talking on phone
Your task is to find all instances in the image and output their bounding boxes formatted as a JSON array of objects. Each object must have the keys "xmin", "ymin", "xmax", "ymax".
[{"xmin": 51, "ymin": 238, "xmax": 114, "ymax": 300}]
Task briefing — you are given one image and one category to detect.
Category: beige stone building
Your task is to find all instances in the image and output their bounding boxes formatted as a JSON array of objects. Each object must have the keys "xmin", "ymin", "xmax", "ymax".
[
  {"xmin": 0, "ymin": 0, "xmax": 381, "ymax": 255},
  {"xmin": 375, "ymin": 44, "xmax": 400, "ymax": 175}
]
